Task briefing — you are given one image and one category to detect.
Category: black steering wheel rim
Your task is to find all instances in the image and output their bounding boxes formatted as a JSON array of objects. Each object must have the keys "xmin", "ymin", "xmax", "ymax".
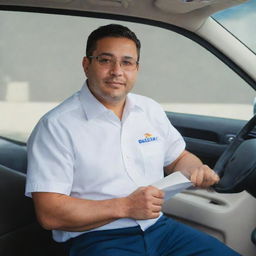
[{"xmin": 213, "ymin": 114, "xmax": 256, "ymax": 196}]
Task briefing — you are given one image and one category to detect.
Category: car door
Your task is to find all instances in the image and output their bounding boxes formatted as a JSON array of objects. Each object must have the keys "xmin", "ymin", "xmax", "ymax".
[
  {"xmin": 163, "ymin": 112, "xmax": 256, "ymax": 256},
  {"xmin": 168, "ymin": 112, "xmax": 246, "ymax": 168}
]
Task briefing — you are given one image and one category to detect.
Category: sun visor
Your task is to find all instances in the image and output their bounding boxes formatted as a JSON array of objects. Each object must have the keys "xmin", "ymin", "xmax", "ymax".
[{"xmin": 154, "ymin": 0, "xmax": 248, "ymax": 15}]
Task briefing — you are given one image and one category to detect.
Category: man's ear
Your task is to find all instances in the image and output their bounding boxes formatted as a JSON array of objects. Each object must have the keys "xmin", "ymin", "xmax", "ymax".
[
  {"xmin": 136, "ymin": 63, "xmax": 140, "ymax": 71},
  {"xmin": 82, "ymin": 56, "xmax": 90, "ymax": 76}
]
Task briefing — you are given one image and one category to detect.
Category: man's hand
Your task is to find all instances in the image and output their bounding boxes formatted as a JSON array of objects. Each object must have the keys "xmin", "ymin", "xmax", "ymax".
[
  {"xmin": 124, "ymin": 186, "xmax": 164, "ymax": 220},
  {"xmin": 165, "ymin": 150, "xmax": 220, "ymax": 189},
  {"xmin": 188, "ymin": 164, "xmax": 219, "ymax": 188}
]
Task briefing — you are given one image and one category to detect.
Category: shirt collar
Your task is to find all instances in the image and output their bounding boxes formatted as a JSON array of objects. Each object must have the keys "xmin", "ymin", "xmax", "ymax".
[
  {"xmin": 79, "ymin": 81, "xmax": 143, "ymax": 121},
  {"xmin": 124, "ymin": 94, "xmax": 143, "ymax": 114},
  {"xmin": 79, "ymin": 82, "xmax": 109, "ymax": 120}
]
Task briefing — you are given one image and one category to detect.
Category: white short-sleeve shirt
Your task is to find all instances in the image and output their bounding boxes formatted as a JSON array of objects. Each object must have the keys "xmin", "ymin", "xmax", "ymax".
[{"xmin": 25, "ymin": 83, "xmax": 185, "ymax": 242}]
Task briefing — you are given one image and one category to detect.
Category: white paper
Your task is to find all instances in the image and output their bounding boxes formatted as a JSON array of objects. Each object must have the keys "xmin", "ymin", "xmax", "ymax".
[{"xmin": 152, "ymin": 171, "xmax": 192, "ymax": 201}]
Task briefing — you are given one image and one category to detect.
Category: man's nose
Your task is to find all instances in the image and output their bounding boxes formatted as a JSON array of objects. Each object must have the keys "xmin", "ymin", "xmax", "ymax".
[{"xmin": 110, "ymin": 60, "xmax": 123, "ymax": 76}]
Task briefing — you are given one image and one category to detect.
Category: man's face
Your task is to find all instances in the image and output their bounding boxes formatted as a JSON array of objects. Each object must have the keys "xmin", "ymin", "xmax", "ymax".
[{"xmin": 82, "ymin": 37, "xmax": 139, "ymax": 106}]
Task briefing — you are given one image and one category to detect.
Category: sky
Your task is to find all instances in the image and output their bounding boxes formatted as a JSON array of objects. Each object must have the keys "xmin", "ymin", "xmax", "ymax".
[{"xmin": 213, "ymin": 0, "xmax": 256, "ymax": 52}]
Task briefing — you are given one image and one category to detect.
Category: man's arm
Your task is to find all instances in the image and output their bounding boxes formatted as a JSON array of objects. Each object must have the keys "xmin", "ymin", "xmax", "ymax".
[
  {"xmin": 164, "ymin": 150, "xmax": 219, "ymax": 188},
  {"xmin": 32, "ymin": 185, "xmax": 164, "ymax": 232}
]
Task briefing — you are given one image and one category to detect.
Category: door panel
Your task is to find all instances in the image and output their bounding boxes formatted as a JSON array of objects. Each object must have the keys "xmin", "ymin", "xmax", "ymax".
[
  {"xmin": 166, "ymin": 112, "xmax": 246, "ymax": 168},
  {"xmin": 164, "ymin": 112, "xmax": 256, "ymax": 256}
]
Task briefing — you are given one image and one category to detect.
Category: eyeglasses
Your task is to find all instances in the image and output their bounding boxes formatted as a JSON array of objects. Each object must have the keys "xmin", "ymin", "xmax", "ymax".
[{"xmin": 88, "ymin": 54, "xmax": 139, "ymax": 71}]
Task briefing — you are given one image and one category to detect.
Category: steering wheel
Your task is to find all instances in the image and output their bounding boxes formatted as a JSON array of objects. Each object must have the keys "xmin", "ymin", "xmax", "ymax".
[{"xmin": 213, "ymin": 114, "xmax": 256, "ymax": 198}]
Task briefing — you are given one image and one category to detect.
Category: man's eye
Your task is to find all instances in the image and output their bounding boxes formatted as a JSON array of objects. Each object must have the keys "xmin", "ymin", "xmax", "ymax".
[
  {"xmin": 122, "ymin": 60, "xmax": 133, "ymax": 66},
  {"xmin": 98, "ymin": 58, "xmax": 112, "ymax": 64}
]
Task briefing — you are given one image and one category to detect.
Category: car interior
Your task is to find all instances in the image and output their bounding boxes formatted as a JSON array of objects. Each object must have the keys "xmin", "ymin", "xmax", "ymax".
[
  {"xmin": 0, "ymin": 138, "xmax": 67, "ymax": 255},
  {"xmin": 0, "ymin": 0, "xmax": 256, "ymax": 255}
]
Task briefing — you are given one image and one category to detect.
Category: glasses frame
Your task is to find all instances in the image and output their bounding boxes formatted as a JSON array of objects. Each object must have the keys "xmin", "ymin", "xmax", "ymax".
[{"xmin": 88, "ymin": 54, "xmax": 139, "ymax": 71}]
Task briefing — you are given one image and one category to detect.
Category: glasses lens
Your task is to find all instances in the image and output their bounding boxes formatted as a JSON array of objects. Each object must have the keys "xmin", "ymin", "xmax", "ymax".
[
  {"xmin": 97, "ymin": 56, "xmax": 113, "ymax": 66},
  {"xmin": 94, "ymin": 55, "xmax": 137, "ymax": 71},
  {"xmin": 120, "ymin": 59, "xmax": 137, "ymax": 71}
]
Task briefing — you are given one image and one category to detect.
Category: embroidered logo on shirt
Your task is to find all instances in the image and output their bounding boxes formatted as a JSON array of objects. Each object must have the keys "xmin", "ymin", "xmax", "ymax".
[{"xmin": 138, "ymin": 133, "xmax": 158, "ymax": 144}]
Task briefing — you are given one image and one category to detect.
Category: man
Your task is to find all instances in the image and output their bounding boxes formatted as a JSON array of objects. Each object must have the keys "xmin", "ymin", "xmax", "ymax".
[{"xmin": 25, "ymin": 24, "xmax": 240, "ymax": 256}]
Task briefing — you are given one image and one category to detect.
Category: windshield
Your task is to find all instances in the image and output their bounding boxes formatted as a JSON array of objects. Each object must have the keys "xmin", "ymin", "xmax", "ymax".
[{"xmin": 213, "ymin": 0, "xmax": 256, "ymax": 53}]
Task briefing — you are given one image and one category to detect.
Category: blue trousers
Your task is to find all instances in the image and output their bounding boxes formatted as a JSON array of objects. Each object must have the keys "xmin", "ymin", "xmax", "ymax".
[{"xmin": 68, "ymin": 215, "xmax": 241, "ymax": 256}]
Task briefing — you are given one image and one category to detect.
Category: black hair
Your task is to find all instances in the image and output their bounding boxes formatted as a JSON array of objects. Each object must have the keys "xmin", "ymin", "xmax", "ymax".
[{"xmin": 86, "ymin": 24, "xmax": 141, "ymax": 61}]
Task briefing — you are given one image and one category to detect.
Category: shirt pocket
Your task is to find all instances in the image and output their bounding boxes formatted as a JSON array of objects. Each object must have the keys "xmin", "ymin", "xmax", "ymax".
[{"xmin": 139, "ymin": 139, "xmax": 165, "ymax": 182}]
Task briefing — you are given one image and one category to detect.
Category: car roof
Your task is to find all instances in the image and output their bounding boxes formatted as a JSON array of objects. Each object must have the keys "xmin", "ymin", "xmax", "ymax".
[{"xmin": 0, "ymin": 0, "xmax": 249, "ymax": 31}]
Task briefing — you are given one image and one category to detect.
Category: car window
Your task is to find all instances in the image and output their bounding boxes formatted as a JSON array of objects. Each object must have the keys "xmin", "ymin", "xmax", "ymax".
[{"xmin": 0, "ymin": 11, "xmax": 255, "ymax": 142}]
